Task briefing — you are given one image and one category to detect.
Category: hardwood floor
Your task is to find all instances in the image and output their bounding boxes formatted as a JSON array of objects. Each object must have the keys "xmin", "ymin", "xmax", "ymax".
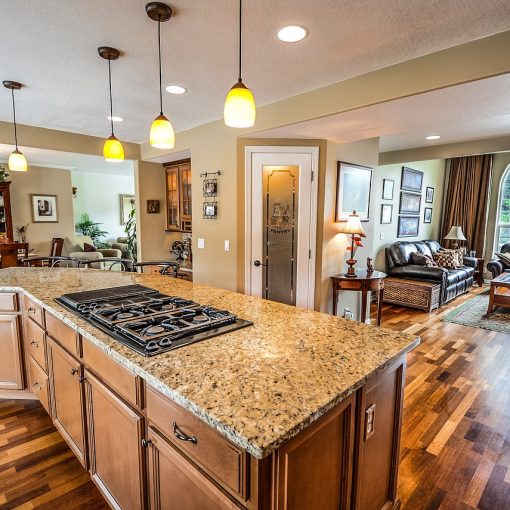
[
  {"xmin": 379, "ymin": 285, "xmax": 510, "ymax": 510},
  {"xmin": 1, "ymin": 285, "xmax": 507, "ymax": 509},
  {"xmin": 0, "ymin": 398, "xmax": 108, "ymax": 509}
]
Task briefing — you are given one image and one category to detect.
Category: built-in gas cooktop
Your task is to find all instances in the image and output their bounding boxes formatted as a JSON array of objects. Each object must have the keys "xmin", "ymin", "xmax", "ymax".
[{"xmin": 55, "ymin": 285, "xmax": 252, "ymax": 357}]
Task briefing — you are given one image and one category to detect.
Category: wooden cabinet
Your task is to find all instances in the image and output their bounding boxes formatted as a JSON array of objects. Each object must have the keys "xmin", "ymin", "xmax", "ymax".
[
  {"xmin": 85, "ymin": 369, "xmax": 145, "ymax": 510},
  {"xmin": 47, "ymin": 337, "xmax": 87, "ymax": 467},
  {"xmin": 0, "ymin": 181, "xmax": 14, "ymax": 241},
  {"xmin": 165, "ymin": 159, "xmax": 192, "ymax": 232},
  {"xmin": 147, "ymin": 427, "xmax": 239, "ymax": 510},
  {"xmin": 0, "ymin": 314, "xmax": 23, "ymax": 389},
  {"xmin": 28, "ymin": 356, "xmax": 50, "ymax": 414}
]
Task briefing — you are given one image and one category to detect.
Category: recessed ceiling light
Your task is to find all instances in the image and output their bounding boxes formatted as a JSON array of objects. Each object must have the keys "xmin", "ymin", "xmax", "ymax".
[
  {"xmin": 425, "ymin": 135, "xmax": 441, "ymax": 140},
  {"xmin": 166, "ymin": 85, "xmax": 187, "ymax": 95},
  {"xmin": 277, "ymin": 25, "xmax": 308, "ymax": 43},
  {"xmin": 107, "ymin": 115, "xmax": 124, "ymax": 122}
]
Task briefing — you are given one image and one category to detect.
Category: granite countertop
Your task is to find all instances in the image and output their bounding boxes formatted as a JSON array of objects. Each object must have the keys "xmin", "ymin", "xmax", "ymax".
[{"xmin": 1, "ymin": 268, "xmax": 418, "ymax": 459}]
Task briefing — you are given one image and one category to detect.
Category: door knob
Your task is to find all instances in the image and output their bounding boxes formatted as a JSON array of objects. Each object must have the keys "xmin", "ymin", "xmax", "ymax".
[{"xmin": 254, "ymin": 260, "xmax": 267, "ymax": 267}]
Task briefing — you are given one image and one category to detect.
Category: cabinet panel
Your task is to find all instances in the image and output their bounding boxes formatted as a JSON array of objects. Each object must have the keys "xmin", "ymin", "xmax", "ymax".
[
  {"xmin": 0, "ymin": 314, "xmax": 23, "ymax": 389},
  {"xmin": 46, "ymin": 312, "xmax": 81, "ymax": 358},
  {"xmin": 85, "ymin": 370, "xmax": 145, "ymax": 510},
  {"xmin": 28, "ymin": 356, "xmax": 50, "ymax": 415},
  {"xmin": 165, "ymin": 159, "xmax": 192, "ymax": 232},
  {"xmin": 166, "ymin": 166, "xmax": 180, "ymax": 231},
  {"xmin": 275, "ymin": 393, "xmax": 355, "ymax": 510},
  {"xmin": 23, "ymin": 296, "xmax": 44, "ymax": 328},
  {"xmin": 25, "ymin": 317, "xmax": 47, "ymax": 372},
  {"xmin": 47, "ymin": 337, "xmax": 87, "ymax": 467},
  {"xmin": 147, "ymin": 427, "xmax": 239, "ymax": 510},
  {"xmin": 0, "ymin": 292, "xmax": 18, "ymax": 312}
]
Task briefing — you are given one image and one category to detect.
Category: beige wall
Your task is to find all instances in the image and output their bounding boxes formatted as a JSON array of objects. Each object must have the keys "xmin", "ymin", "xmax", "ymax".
[
  {"xmin": 9, "ymin": 166, "xmax": 75, "ymax": 255},
  {"xmin": 372, "ymin": 159, "xmax": 446, "ymax": 271}
]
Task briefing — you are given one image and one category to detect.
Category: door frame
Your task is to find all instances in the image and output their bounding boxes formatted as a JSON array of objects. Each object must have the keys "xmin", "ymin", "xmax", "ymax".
[{"xmin": 244, "ymin": 146, "xmax": 319, "ymax": 310}]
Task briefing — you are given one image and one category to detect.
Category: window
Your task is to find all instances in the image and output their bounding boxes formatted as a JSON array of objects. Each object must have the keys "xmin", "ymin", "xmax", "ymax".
[{"xmin": 496, "ymin": 165, "xmax": 510, "ymax": 251}]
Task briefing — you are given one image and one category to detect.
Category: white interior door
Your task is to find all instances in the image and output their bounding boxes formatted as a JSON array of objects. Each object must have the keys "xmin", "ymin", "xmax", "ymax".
[{"xmin": 245, "ymin": 147, "xmax": 318, "ymax": 310}]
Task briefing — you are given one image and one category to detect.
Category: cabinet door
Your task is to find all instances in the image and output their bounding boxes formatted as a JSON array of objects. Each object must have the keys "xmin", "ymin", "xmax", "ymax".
[
  {"xmin": 147, "ymin": 427, "xmax": 239, "ymax": 510},
  {"xmin": 85, "ymin": 370, "xmax": 145, "ymax": 510},
  {"xmin": 47, "ymin": 337, "xmax": 87, "ymax": 467},
  {"xmin": 180, "ymin": 162, "xmax": 192, "ymax": 223},
  {"xmin": 166, "ymin": 166, "xmax": 181, "ymax": 231},
  {"xmin": 0, "ymin": 314, "xmax": 23, "ymax": 389}
]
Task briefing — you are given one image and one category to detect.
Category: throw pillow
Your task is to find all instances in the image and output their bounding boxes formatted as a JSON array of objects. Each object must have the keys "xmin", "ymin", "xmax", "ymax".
[
  {"xmin": 411, "ymin": 252, "xmax": 437, "ymax": 267},
  {"xmin": 439, "ymin": 248, "xmax": 463, "ymax": 268},
  {"xmin": 496, "ymin": 252, "xmax": 510, "ymax": 267},
  {"xmin": 83, "ymin": 242, "xmax": 97, "ymax": 253},
  {"xmin": 433, "ymin": 250, "xmax": 457, "ymax": 269}
]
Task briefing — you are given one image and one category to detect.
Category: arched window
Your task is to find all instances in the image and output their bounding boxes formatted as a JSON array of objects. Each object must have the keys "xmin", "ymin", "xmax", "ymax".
[{"xmin": 496, "ymin": 165, "xmax": 510, "ymax": 251}]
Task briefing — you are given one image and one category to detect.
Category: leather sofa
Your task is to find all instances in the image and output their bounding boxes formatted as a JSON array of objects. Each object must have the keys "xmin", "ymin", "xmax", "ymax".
[
  {"xmin": 386, "ymin": 240, "xmax": 477, "ymax": 304},
  {"xmin": 487, "ymin": 242, "xmax": 510, "ymax": 278}
]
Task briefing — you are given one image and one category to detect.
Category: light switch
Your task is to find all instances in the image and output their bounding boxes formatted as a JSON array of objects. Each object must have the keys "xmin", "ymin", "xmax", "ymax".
[
  {"xmin": 224, "ymin": 240, "xmax": 230, "ymax": 252},
  {"xmin": 380, "ymin": 232, "xmax": 385, "ymax": 240},
  {"xmin": 197, "ymin": 238, "xmax": 205, "ymax": 249}
]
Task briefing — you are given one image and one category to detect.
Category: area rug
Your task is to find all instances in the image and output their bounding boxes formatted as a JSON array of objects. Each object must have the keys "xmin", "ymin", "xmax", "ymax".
[{"xmin": 443, "ymin": 290, "xmax": 510, "ymax": 334}]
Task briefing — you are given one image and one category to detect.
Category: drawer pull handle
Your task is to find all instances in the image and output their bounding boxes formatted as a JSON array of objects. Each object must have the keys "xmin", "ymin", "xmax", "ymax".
[
  {"xmin": 30, "ymin": 341, "xmax": 38, "ymax": 347},
  {"xmin": 173, "ymin": 422, "xmax": 197, "ymax": 444},
  {"xmin": 33, "ymin": 382, "xmax": 41, "ymax": 390},
  {"xmin": 141, "ymin": 438, "xmax": 152, "ymax": 448},
  {"xmin": 70, "ymin": 368, "xmax": 79, "ymax": 376},
  {"xmin": 28, "ymin": 307, "xmax": 37, "ymax": 314}
]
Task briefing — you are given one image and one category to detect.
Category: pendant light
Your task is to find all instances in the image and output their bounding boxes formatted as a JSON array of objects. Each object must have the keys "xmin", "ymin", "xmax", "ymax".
[
  {"xmin": 98, "ymin": 47, "xmax": 125, "ymax": 163},
  {"xmin": 224, "ymin": 0, "xmax": 256, "ymax": 128},
  {"xmin": 3, "ymin": 81, "xmax": 28, "ymax": 172},
  {"xmin": 146, "ymin": 2, "xmax": 175, "ymax": 149}
]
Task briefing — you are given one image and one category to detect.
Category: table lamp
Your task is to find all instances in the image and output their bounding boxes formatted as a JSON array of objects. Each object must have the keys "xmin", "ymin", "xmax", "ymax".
[
  {"xmin": 444, "ymin": 225, "xmax": 466, "ymax": 249},
  {"xmin": 339, "ymin": 210, "xmax": 366, "ymax": 277}
]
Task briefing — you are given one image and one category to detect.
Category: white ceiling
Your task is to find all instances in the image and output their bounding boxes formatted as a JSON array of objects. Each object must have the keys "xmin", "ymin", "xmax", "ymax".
[
  {"xmin": 251, "ymin": 74, "xmax": 510, "ymax": 152},
  {"xmin": 1, "ymin": 0, "xmax": 510, "ymax": 144},
  {"xmin": 0, "ymin": 144, "xmax": 134, "ymax": 175}
]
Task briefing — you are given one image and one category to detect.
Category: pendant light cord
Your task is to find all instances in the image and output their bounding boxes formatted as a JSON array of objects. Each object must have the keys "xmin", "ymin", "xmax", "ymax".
[
  {"xmin": 108, "ymin": 58, "xmax": 114, "ymax": 136},
  {"xmin": 238, "ymin": 0, "xmax": 242, "ymax": 81},
  {"xmin": 158, "ymin": 17, "xmax": 163, "ymax": 115},
  {"xmin": 10, "ymin": 88, "xmax": 19, "ymax": 150}
]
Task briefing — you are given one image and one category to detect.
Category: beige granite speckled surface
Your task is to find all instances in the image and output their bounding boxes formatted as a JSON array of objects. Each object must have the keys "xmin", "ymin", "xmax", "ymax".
[{"xmin": 1, "ymin": 267, "xmax": 418, "ymax": 458}]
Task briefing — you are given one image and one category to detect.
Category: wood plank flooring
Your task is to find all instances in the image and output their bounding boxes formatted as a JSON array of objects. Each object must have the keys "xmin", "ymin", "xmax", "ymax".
[
  {"xmin": 1, "ymin": 285, "xmax": 508, "ymax": 509},
  {"xmin": 0, "ymin": 398, "xmax": 108, "ymax": 509}
]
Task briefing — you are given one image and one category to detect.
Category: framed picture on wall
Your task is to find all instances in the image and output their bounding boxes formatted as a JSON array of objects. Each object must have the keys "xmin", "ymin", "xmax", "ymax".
[
  {"xmin": 120, "ymin": 194, "xmax": 135, "ymax": 225},
  {"xmin": 335, "ymin": 161, "xmax": 373, "ymax": 222},
  {"xmin": 31, "ymin": 194, "xmax": 58, "ymax": 223},
  {"xmin": 424, "ymin": 207, "xmax": 432, "ymax": 223},
  {"xmin": 425, "ymin": 187, "xmax": 434, "ymax": 203},
  {"xmin": 380, "ymin": 204, "xmax": 393, "ymax": 224},
  {"xmin": 147, "ymin": 200, "xmax": 160, "ymax": 214},
  {"xmin": 382, "ymin": 178, "xmax": 394, "ymax": 200},
  {"xmin": 401, "ymin": 167, "xmax": 423, "ymax": 192},
  {"xmin": 399, "ymin": 192, "xmax": 421, "ymax": 214},
  {"xmin": 398, "ymin": 216, "xmax": 420, "ymax": 237}
]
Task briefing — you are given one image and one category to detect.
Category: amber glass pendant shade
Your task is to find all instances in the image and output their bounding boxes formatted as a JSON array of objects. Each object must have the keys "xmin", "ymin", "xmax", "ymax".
[
  {"xmin": 224, "ymin": 80, "xmax": 256, "ymax": 128},
  {"xmin": 150, "ymin": 114, "xmax": 175, "ymax": 149},
  {"xmin": 103, "ymin": 135, "xmax": 125, "ymax": 162},
  {"xmin": 8, "ymin": 149, "xmax": 28, "ymax": 172}
]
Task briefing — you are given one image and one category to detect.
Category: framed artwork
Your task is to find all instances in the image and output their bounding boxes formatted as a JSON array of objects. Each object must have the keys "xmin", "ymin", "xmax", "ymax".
[
  {"xmin": 401, "ymin": 167, "xmax": 423, "ymax": 192},
  {"xmin": 203, "ymin": 179, "xmax": 218, "ymax": 197},
  {"xmin": 382, "ymin": 178, "xmax": 394, "ymax": 200},
  {"xmin": 399, "ymin": 192, "xmax": 421, "ymax": 214},
  {"xmin": 424, "ymin": 207, "xmax": 432, "ymax": 223},
  {"xmin": 31, "ymin": 194, "xmax": 58, "ymax": 223},
  {"xmin": 120, "ymin": 194, "xmax": 136, "ymax": 225},
  {"xmin": 203, "ymin": 202, "xmax": 218, "ymax": 219},
  {"xmin": 380, "ymin": 204, "xmax": 393, "ymax": 224},
  {"xmin": 147, "ymin": 200, "xmax": 160, "ymax": 214},
  {"xmin": 425, "ymin": 187, "xmax": 434, "ymax": 203},
  {"xmin": 398, "ymin": 216, "xmax": 420, "ymax": 237},
  {"xmin": 335, "ymin": 161, "xmax": 373, "ymax": 222}
]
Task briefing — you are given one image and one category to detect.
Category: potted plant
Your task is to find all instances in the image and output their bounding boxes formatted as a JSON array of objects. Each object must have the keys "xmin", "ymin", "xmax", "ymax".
[
  {"xmin": 125, "ymin": 208, "xmax": 137, "ymax": 263},
  {"xmin": 0, "ymin": 165, "xmax": 9, "ymax": 182},
  {"xmin": 15, "ymin": 224, "xmax": 29, "ymax": 243},
  {"xmin": 75, "ymin": 213, "xmax": 109, "ymax": 248}
]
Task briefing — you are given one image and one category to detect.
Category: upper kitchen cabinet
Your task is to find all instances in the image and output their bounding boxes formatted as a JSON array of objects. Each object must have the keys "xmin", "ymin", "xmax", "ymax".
[
  {"xmin": 165, "ymin": 159, "xmax": 192, "ymax": 233},
  {"xmin": 0, "ymin": 182, "xmax": 14, "ymax": 241}
]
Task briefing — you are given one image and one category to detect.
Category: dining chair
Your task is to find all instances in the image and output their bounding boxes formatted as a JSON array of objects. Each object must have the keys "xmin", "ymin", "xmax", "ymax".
[{"xmin": 133, "ymin": 261, "xmax": 180, "ymax": 277}]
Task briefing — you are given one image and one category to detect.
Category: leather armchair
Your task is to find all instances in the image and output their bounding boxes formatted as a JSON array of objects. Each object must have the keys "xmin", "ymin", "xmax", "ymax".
[{"xmin": 487, "ymin": 243, "xmax": 510, "ymax": 278}]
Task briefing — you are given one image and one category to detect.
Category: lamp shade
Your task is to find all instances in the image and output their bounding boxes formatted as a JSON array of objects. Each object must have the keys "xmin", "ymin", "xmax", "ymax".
[
  {"xmin": 224, "ymin": 81, "xmax": 256, "ymax": 128},
  {"xmin": 444, "ymin": 225, "xmax": 466, "ymax": 241},
  {"xmin": 150, "ymin": 114, "xmax": 175, "ymax": 149},
  {"xmin": 338, "ymin": 210, "xmax": 366, "ymax": 236},
  {"xmin": 8, "ymin": 149, "xmax": 28, "ymax": 172},
  {"xmin": 103, "ymin": 135, "xmax": 125, "ymax": 162}
]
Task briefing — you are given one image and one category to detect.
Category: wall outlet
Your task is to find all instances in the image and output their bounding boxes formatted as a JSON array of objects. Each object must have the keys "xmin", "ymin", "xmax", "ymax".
[
  {"xmin": 224, "ymin": 240, "xmax": 230, "ymax": 252},
  {"xmin": 380, "ymin": 232, "xmax": 385, "ymax": 240},
  {"xmin": 197, "ymin": 238, "xmax": 205, "ymax": 249}
]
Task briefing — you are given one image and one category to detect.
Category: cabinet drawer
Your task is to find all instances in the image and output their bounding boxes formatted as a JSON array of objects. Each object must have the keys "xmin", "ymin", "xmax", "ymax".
[
  {"xmin": 25, "ymin": 317, "xmax": 47, "ymax": 372},
  {"xmin": 82, "ymin": 338, "xmax": 142, "ymax": 409},
  {"xmin": 146, "ymin": 386, "xmax": 246, "ymax": 496},
  {"xmin": 28, "ymin": 356, "xmax": 50, "ymax": 415},
  {"xmin": 23, "ymin": 296, "xmax": 44, "ymax": 327},
  {"xmin": 46, "ymin": 312, "xmax": 81, "ymax": 358},
  {"xmin": 0, "ymin": 292, "xmax": 18, "ymax": 312}
]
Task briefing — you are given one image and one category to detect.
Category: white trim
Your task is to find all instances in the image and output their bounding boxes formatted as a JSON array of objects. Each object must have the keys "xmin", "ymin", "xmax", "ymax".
[
  {"xmin": 494, "ymin": 163, "xmax": 510, "ymax": 254},
  {"xmin": 244, "ymin": 146, "xmax": 319, "ymax": 310}
]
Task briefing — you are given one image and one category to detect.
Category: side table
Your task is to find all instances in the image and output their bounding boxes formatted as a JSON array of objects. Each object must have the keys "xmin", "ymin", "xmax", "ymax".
[
  {"xmin": 473, "ymin": 258, "xmax": 485, "ymax": 287},
  {"xmin": 331, "ymin": 269, "xmax": 386, "ymax": 326}
]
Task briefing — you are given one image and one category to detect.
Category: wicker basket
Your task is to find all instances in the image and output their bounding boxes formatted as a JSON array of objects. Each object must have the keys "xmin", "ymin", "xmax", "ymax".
[{"xmin": 383, "ymin": 278, "xmax": 441, "ymax": 312}]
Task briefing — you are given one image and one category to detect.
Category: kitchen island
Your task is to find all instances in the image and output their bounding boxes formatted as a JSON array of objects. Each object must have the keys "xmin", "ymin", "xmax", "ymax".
[{"xmin": 0, "ymin": 268, "xmax": 418, "ymax": 510}]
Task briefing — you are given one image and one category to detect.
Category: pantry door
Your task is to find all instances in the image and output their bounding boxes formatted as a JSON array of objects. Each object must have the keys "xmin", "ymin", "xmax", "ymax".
[{"xmin": 245, "ymin": 146, "xmax": 319, "ymax": 310}]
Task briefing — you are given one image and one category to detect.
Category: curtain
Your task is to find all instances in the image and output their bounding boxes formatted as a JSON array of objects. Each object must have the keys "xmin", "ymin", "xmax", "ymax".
[{"xmin": 441, "ymin": 154, "xmax": 492, "ymax": 257}]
